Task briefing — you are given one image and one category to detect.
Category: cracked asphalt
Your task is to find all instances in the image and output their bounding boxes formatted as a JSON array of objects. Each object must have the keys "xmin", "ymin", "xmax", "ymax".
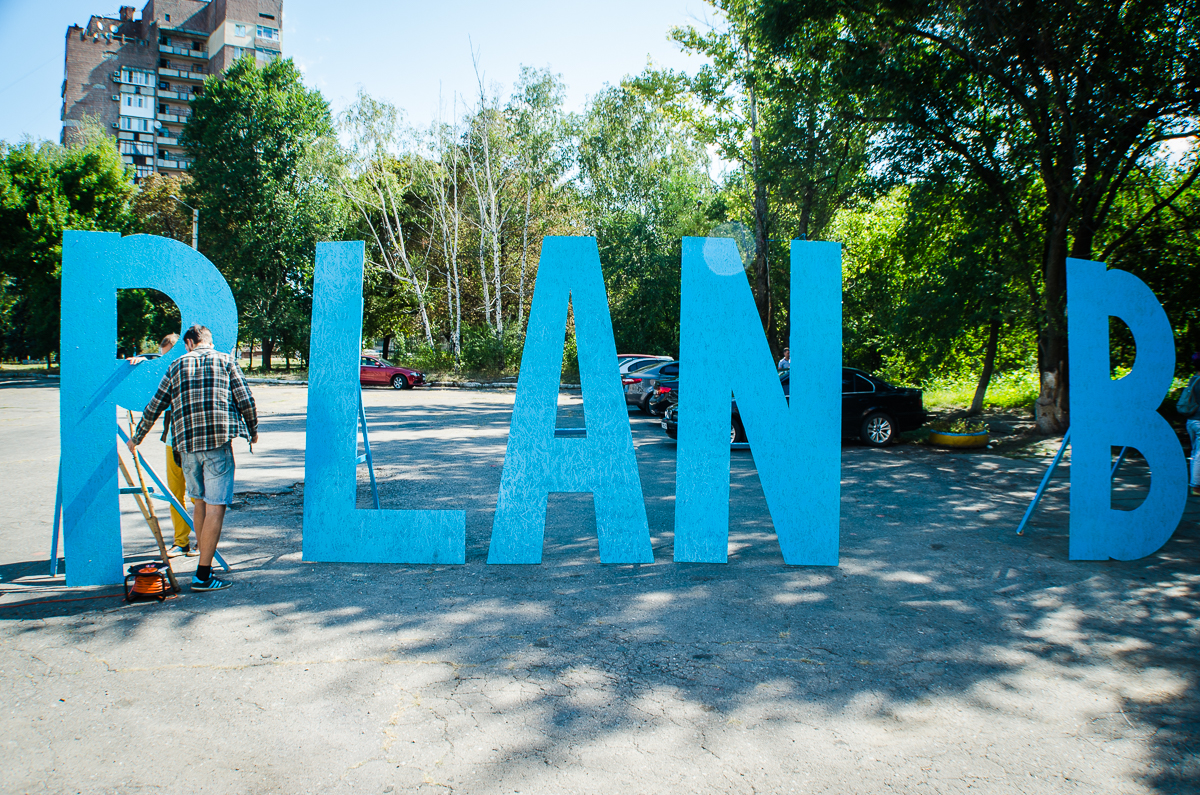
[{"xmin": 1, "ymin": 381, "xmax": 1198, "ymax": 794}]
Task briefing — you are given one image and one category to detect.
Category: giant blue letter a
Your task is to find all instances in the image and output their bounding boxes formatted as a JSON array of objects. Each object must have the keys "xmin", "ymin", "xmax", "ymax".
[{"xmin": 488, "ymin": 237, "xmax": 651, "ymax": 563}]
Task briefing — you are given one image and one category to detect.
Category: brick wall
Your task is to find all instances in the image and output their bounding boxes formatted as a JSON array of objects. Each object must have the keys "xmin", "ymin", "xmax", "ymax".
[{"xmin": 61, "ymin": 17, "xmax": 156, "ymax": 144}]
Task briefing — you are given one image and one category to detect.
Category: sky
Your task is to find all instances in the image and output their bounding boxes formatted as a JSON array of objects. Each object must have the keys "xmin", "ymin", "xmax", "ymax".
[{"xmin": 0, "ymin": 0, "xmax": 719, "ymax": 144}]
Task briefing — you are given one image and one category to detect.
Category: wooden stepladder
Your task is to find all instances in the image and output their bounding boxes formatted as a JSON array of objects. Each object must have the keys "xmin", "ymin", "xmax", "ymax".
[{"xmin": 48, "ymin": 423, "xmax": 231, "ymax": 577}]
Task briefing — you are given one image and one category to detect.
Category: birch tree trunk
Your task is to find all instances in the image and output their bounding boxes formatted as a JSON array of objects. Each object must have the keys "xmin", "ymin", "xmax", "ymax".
[{"xmin": 518, "ymin": 181, "xmax": 532, "ymax": 327}]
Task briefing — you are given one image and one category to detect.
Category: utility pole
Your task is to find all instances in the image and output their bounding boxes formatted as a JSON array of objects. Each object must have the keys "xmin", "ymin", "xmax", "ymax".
[{"xmin": 169, "ymin": 194, "xmax": 198, "ymax": 250}]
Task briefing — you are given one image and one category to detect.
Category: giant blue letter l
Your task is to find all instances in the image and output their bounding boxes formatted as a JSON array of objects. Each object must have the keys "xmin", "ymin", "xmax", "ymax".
[{"xmin": 303, "ymin": 242, "xmax": 465, "ymax": 563}]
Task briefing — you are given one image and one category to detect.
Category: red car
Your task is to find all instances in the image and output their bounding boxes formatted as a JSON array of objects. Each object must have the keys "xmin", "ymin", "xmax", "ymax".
[{"xmin": 360, "ymin": 355, "xmax": 426, "ymax": 389}]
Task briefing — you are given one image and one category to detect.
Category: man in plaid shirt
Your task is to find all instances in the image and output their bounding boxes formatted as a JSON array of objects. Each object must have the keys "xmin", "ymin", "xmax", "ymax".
[{"xmin": 128, "ymin": 324, "xmax": 258, "ymax": 592}]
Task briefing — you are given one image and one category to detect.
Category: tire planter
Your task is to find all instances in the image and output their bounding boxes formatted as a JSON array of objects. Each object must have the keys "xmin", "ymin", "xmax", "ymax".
[{"xmin": 928, "ymin": 430, "xmax": 989, "ymax": 449}]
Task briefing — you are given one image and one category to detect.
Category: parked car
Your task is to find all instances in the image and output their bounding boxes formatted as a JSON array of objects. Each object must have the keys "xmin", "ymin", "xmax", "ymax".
[
  {"xmin": 661, "ymin": 367, "xmax": 926, "ymax": 447},
  {"xmin": 360, "ymin": 355, "xmax": 426, "ymax": 389},
  {"xmin": 661, "ymin": 403, "xmax": 744, "ymax": 444},
  {"xmin": 623, "ymin": 360, "xmax": 679, "ymax": 413},
  {"xmin": 619, "ymin": 354, "xmax": 673, "ymax": 376}
]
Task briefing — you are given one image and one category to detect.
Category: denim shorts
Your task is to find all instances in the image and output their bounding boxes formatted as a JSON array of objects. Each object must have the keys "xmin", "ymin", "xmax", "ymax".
[{"xmin": 181, "ymin": 443, "xmax": 235, "ymax": 506}]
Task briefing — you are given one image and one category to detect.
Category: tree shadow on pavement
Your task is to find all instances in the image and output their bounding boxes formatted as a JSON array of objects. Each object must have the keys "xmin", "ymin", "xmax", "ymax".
[{"xmin": 2, "ymin": 395, "xmax": 1197, "ymax": 793}]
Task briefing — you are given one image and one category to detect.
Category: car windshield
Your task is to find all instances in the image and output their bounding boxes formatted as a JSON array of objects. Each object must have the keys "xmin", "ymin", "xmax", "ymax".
[{"xmin": 373, "ymin": 358, "xmax": 394, "ymax": 367}]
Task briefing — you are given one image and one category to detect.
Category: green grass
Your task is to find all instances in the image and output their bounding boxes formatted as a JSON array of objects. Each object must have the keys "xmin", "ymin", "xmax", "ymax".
[
  {"xmin": 0, "ymin": 362, "xmax": 58, "ymax": 374},
  {"xmin": 921, "ymin": 370, "xmax": 1040, "ymax": 412}
]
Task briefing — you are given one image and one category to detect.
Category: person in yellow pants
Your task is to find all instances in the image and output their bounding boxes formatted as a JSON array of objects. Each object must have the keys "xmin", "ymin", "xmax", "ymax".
[
  {"xmin": 164, "ymin": 436, "xmax": 195, "ymax": 555},
  {"xmin": 129, "ymin": 333, "xmax": 196, "ymax": 556}
]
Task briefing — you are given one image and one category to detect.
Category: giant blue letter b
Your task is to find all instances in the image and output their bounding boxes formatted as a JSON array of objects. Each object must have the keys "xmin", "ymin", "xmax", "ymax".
[{"xmin": 1067, "ymin": 259, "xmax": 1186, "ymax": 560}]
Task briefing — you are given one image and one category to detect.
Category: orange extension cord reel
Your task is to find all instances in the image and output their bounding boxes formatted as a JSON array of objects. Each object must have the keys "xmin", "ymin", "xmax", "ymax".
[{"xmin": 124, "ymin": 562, "xmax": 179, "ymax": 602}]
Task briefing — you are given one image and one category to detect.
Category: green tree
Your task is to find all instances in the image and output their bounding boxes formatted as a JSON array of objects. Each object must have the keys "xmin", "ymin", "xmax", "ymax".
[
  {"xmin": 132, "ymin": 172, "xmax": 192, "ymax": 243},
  {"xmin": 757, "ymin": 0, "xmax": 1200, "ymax": 431},
  {"xmin": 508, "ymin": 67, "xmax": 574, "ymax": 327},
  {"xmin": 1103, "ymin": 153, "xmax": 1200, "ymax": 370},
  {"xmin": 637, "ymin": 1, "xmax": 874, "ymax": 355},
  {"xmin": 578, "ymin": 82, "xmax": 712, "ymax": 355},
  {"xmin": 0, "ymin": 128, "xmax": 133, "ymax": 360},
  {"xmin": 182, "ymin": 57, "xmax": 345, "ymax": 371}
]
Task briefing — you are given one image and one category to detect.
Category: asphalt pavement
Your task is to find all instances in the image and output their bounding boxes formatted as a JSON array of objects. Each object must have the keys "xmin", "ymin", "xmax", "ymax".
[{"xmin": 1, "ymin": 380, "xmax": 1197, "ymax": 794}]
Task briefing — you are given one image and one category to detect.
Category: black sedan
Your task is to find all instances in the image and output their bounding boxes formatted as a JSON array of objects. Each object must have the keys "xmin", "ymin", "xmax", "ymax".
[{"xmin": 662, "ymin": 368, "xmax": 926, "ymax": 447}]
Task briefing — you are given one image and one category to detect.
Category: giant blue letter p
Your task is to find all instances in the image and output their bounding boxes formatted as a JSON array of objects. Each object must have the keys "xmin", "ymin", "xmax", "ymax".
[{"xmin": 60, "ymin": 232, "xmax": 238, "ymax": 586}]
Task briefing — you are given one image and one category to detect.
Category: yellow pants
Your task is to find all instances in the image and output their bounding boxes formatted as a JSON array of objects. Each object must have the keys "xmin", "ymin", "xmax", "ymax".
[{"xmin": 165, "ymin": 445, "xmax": 191, "ymax": 548}]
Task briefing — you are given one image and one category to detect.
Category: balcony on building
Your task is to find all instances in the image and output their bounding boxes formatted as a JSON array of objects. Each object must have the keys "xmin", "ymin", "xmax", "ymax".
[
  {"xmin": 158, "ymin": 59, "xmax": 207, "ymax": 81},
  {"xmin": 159, "ymin": 34, "xmax": 209, "ymax": 59},
  {"xmin": 156, "ymin": 105, "xmax": 193, "ymax": 124}
]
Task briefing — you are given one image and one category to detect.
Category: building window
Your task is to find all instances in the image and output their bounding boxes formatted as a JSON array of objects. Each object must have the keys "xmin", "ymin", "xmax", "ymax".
[
  {"xmin": 255, "ymin": 48, "xmax": 280, "ymax": 64},
  {"xmin": 235, "ymin": 23, "xmax": 247, "ymax": 37},
  {"xmin": 164, "ymin": 14, "xmax": 171, "ymax": 22},
  {"xmin": 121, "ymin": 140, "xmax": 154, "ymax": 156},
  {"xmin": 120, "ymin": 117, "xmax": 151, "ymax": 132},
  {"xmin": 121, "ymin": 68, "xmax": 153, "ymax": 86},
  {"xmin": 256, "ymin": 25, "xmax": 279, "ymax": 41}
]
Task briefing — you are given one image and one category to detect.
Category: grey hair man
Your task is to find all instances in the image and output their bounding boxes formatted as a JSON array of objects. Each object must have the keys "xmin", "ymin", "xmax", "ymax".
[{"xmin": 128, "ymin": 324, "xmax": 258, "ymax": 591}]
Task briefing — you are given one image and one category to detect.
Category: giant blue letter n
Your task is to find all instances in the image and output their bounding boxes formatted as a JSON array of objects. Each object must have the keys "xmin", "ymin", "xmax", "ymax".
[
  {"xmin": 1067, "ymin": 258, "xmax": 1187, "ymax": 560},
  {"xmin": 675, "ymin": 238, "xmax": 842, "ymax": 565},
  {"xmin": 60, "ymin": 232, "xmax": 238, "ymax": 586},
  {"xmin": 302, "ymin": 242, "xmax": 466, "ymax": 563}
]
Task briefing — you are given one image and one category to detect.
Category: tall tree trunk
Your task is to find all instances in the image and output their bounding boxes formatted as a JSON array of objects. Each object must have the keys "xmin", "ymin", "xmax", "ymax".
[
  {"xmin": 747, "ymin": 70, "xmax": 771, "ymax": 343},
  {"xmin": 492, "ymin": 196, "xmax": 503, "ymax": 334},
  {"xmin": 381, "ymin": 334, "xmax": 392, "ymax": 360},
  {"xmin": 478, "ymin": 223, "xmax": 491, "ymax": 328},
  {"xmin": 969, "ymin": 318, "xmax": 1001, "ymax": 415},
  {"xmin": 519, "ymin": 182, "xmax": 532, "ymax": 327},
  {"xmin": 262, "ymin": 338, "xmax": 274, "ymax": 373},
  {"xmin": 1035, "ymin": 207, "xmax": 1073, "ymax": 434}
]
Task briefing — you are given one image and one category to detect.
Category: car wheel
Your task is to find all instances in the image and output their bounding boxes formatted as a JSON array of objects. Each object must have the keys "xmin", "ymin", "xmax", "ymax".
[
  {"xmin": 731, "ymin": 416, "xmax": 746, "ymax": 444},
  {"xmin": 391, "ymin": 374, "xmax": 409, "ymax": 390},
  {"xmin": 639, "ymin": 394, "xmax": 653, "ymax": 414},
  {"xmin": 860, "ymin": 412, "xmax": 895, "ymax": 447}
]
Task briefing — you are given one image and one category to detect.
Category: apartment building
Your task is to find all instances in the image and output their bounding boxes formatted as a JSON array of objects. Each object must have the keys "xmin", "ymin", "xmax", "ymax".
[{"xmin": 62, "ymin": 0, "xmax": 283, "ymax": 181}]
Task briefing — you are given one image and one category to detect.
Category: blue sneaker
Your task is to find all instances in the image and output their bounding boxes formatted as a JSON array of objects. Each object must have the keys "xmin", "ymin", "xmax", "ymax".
[{"xmin": 191, "ymin": 574, "xmax": 233, "ymax": 592}]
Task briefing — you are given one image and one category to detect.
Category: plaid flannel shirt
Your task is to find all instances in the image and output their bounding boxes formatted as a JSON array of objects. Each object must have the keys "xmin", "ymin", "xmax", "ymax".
[{"xmin": 133, "ymin": 347, "xmax": 257, "ymax": 454}]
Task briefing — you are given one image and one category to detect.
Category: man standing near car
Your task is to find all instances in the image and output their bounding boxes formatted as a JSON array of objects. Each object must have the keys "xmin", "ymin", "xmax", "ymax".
[
  {"xmin": 128, "ymin": 324, "xmax": 258, "ymax": 592},
  {"xmin": 778, "ymin": 348, "xmax": 791, "ymax": 371}
]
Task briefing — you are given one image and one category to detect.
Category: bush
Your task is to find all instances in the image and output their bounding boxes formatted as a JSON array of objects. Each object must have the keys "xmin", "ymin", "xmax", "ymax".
[
  {"xmin": 384, "ymin": 336, "xmax": 455, "ymax": 373},
  {"xmin": 460, "ymin": 324, "xmax": 525, "ymax": 376}
]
